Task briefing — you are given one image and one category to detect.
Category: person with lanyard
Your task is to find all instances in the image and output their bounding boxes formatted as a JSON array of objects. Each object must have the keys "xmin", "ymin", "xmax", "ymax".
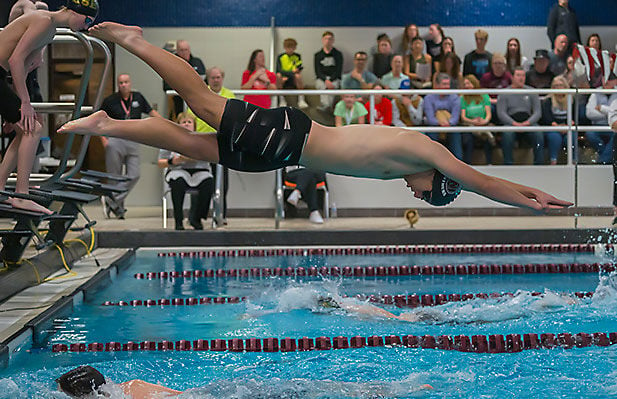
[{"xmin": 99, "ymin": 73, "xmax": 161, "ymax": 219}]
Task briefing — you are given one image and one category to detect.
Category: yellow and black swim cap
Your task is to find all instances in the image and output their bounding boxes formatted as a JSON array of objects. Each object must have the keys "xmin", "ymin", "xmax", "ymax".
[{"xmin": 66, "ymin": 0, "xmax": 99, "ymax": 19}]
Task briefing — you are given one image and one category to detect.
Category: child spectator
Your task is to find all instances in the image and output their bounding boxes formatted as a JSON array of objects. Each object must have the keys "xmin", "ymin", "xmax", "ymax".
[
  {"xmin": 241, "ymin": 49, "xmax": 276, "ymax": 108},
  {"xmin": 276, "ymin": 38, "xmax": 308, "ymax": 109},
  {"xmin": 334, "ymin": 94, "xmax": 368, "ymax": 126},
  {"xmin": 371, "ymin": 33, "xmax": 393, "ymax": 79},
  {"xmin": 364, "ymin": 84, "xmax": 392, "ymax": 126}
]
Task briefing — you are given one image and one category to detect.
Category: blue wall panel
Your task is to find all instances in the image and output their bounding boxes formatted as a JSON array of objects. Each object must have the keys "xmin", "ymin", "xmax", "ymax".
[{"xmin": 48, "ymin": 0, "xmax": 617, "ymax": 27}]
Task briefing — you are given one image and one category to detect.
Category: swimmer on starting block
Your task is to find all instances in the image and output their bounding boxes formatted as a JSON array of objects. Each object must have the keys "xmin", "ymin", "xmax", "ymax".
[
  {"xmin": 56, "ymin": 365, "xmax": 433, "ymax": 397},
  {"xmin": 0, "ymin": 0, "xmax": 99, "ymax": 214},
  {"xmin": 60, "ymin": 22, "xmax": 573, "ymax": 211}
]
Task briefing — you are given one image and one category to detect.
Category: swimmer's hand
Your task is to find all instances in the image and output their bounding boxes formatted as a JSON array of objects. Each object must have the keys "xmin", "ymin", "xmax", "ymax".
[{"xmin": 527, "ymin": 189, "xmax": 573, "ymax": 212}]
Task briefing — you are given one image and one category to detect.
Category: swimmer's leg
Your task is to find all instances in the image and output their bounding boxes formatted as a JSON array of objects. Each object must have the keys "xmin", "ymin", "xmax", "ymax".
[
  {"xmin": 59, "ymin": 111, "xmax": 220, "ymax": 163},
  {"xmin": 88, "ymin": 22, "xmax": 226, "ymax": 130}
]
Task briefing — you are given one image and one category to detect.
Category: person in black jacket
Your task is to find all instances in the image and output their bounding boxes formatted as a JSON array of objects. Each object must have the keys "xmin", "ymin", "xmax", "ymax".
[
  {"xmin": 546, "ymin": 0, "xmax": 580, "ymax": 50},
  {"xmin": 314, "ymin": 31, "xmax": 343, "ymax": 111}
]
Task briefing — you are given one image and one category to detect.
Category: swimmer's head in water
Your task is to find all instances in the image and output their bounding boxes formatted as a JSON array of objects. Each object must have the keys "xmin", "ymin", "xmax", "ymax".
[
  {"xmin": 56, "ymin": 365, "xmax": 105, "ymax": 397},
  {"xmin": 317, "ymin": 296, "xmax": 341, "ymax": 309}
]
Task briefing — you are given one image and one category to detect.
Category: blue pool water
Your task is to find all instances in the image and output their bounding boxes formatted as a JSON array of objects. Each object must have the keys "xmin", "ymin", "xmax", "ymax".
[{"xmin": 2, "ymin": 249, "xmax": 617, "ymax": 398}]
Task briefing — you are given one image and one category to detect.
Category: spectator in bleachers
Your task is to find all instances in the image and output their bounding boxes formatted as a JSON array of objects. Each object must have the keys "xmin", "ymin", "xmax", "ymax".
[
  {"xmin": 381, "ymin": 55, "xmax": 406, "ymax": 89},
  {"xmin": 549, "ymin": 34, "xmax": 569, "ymax": 76},
  {"xmin": 560, "ymin": 55, "xmax": 576, "ymax": 87},
  {"xmin": 401, "ymin": 23, "xmax": 420, "ymax": 56},
  {"xmin": 342, "ymin": 51, "xmax": 378, "ymax": 89},
  {"xmin": 425, "ymin": 23, "xmax": 444, "ymax": 63},
  {"xmin": 364, "ymin": 84, "xmax": 392, "ymax": 126},
  {"xmin": 163, "ymin": 39, "xmax": 206, "ymax": 120},
  {"xmin": 433, "ymin": 52, "xmax": 462, "ymax": 89},
  {"xmin": 187, "ymin": 67, "xmax": 234, "ymax": 224},
  {"xmin": 463, "ymin": 29, "xmax": 492, "ymax": 81},
  {"xmin": 540, "ymin": 76, "xmax": 572, "ymax": 165},
  {"xmin": 284, "ymin": 166, "xmax": 326, "ymax": 224},
  {"xmin": 480, "ymin": 53, "xmax": 512, "ymax": 106},
  {"xmin": 334, "ymin": 94, "xmax": 368, "ymax": 126},
  {"xmin": 391, "ymin": 84, "xmax": 424, "ymax": 127},
  {"xmin": 371, "ymin": 34, "xmax": 393, "ymax": 79},
  {"xmin": 241, "ymin": 49, "xmax": 277, "ymax": 109},
  {"xmin": 585, "ymin": 77, "xmax": 617, "ymax": 164},
  {"xmin": 526, "ymin": 49, "xmax": 555, "ymax": 89},
  {"xmin": 461, "ymin": 75, "xmax": 494, "ymax": 164},
  {"xmin": 424, "ymin": 73, "xmax": 472, "ymax": 162},
  {"xmin": 546, "ymin": 0, "xmax": 580, "ymax": 50},
  {"xmin": 276, "ymin": 38, "xmax": 308, "ymax": 109},
  {"xmin": 586, "ymin": 33, "xmax": 602, "ymax": 52},
  {"xmin": 433, "ymin": 36, "xmax": 460, "ymax": 76},
  {"xmin": 158, "ymin": 112, "xmax": 213, "ymax": 230},
  {"xmin": 497, "ymin": 67, "xmax": 543, "ymax": 165},
  {"xmin": 505, "ymin": 38, "xmax": 529, "ymax": 74},
  {"xmin": 403, "ymin": 36, "xmax": 432, "ymax": 89},
  {"xmin": 314, "ymin": 31, "xmax": 343, "ymax": 111}
]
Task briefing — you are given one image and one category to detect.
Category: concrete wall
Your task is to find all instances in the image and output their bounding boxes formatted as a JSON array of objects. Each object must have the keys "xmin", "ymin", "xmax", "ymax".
[{"xmin": 112, "ymin": 25, "xmax": 617, "ymax": 209}]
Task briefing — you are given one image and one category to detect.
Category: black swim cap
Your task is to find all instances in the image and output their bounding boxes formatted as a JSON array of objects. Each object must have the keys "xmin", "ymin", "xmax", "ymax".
[
  {"xmin": 56, "ymin": 365, "xmax": 105, "ymax": 397},
  {"xmin": 66, "ymin": 0, "xmax": 99, "ymax": 19},
  {"xmin": 421, "ymin": 170, "xmax": 461, "ymax": 206}
]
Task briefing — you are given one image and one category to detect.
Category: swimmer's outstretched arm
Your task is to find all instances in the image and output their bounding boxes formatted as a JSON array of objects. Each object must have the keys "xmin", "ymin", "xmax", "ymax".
[
  {"xmin": 340, "ymin": 302, "xmax": 406, "ymax": 320},
  {"xmin": 418, "ymin": 139, "xmax": 573, "ymax": 212},
  {"xmin": 120, "ymin": 379, "xmax": 182, "ymax": 398}
]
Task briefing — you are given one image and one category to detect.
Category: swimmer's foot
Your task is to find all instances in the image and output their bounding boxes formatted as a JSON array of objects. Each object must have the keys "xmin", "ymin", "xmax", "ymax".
[
  {"xmin": 88, "ymin": 22, "xmax": 144, "ymax": 48},
  {"xmin": 5, "ymin": 197, "xmax": 53, "ymax": 215},
  {"xmin": 57, "ymin": 111, "xmax": 109, "ymax": 136}
]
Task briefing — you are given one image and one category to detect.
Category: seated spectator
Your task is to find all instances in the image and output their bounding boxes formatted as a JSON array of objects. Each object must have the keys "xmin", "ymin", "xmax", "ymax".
[
  {"xmin": 364, "ymin": 84, "xmax": 392, "ymax": 126},
  {"xmin": 401, "ymin": 23, "xmax": 420, "ymax": 56},
  {"xmin": 241, "ymin": 49, "xmax": 276, "ymax": 108},
  {"xmin": 342, "ymin": 51, "xmax": 378, "ymax": 89},
  {"xmin": 424, "ymin": 73, "xmax": 473, "ymax": 162},
  {"xmin": 425, "ymin": 23, "xmax": 444, "ymax": 62},
  {"xmin": 381, "ymin": 55, "xmax": 406, "ymax": 89},
  {"xmin": 314, "ymin": 31, "xmax": 343, "ymax": 111},
  {"xmin": 433, "ymin": 52, "xmax": 462, "ymax": 89},
  {"xmin": 461, "ymin": 75, "xmax": 494, "ymax": 164},
  {"xmin": 549, "ymin": 34, "xmax": 569, "ymax": 76},
  {"xmin": 391, "ymin": 82, "xmax": 424, "ymax": 127},
  {"xmin": 505, "ymin": 37, "xmax": 529, "ymax": 73},
  {"xmin": 560, "ymin": 55, "xmax": 575, "ymax": 87},
  {"xmin": 585, "ymin": 34, "xmax": 604, "ymax": 88},
  {"xmin": 371, "ymin": 33, "xmax": 393, "ymax": 79},
  {"xmin": 539, "ymin": 76, "xmax": 573, "ymax": 165},
  {"xmin": 403, "ymin": 36, "xmax": 432, "ymax": 89},
  {"xmin": 497, "ymin": 67, "xmax": 544, "ymax": 165},
  {"xmin": 586, "ymin": 33, "xmax": 602, "ymax": 52},
  {"xmin": 526, "ymin": 49, "xmax": 555, "ymax": 89},
  {"xmin": 463, "ymin": 29, "xmax": 492, "ymax": 80},
  {"xmin": 276, "ymin": 38, "xmax": 308, "ymax": 109},
  {"xmin": 334, "ymin": 94, "xmax": 368, "ymax": 126},
  {"xmin": 158, "ymin": 113, "xmax": 213, "ymax": 230},
  {"xmin": 284, "ymin": 166, "xmax": 326, "ymax": 224},
  {"xmin": 585, "ymin": 77, "xmax": 617, "ymax": 164},
  {"xmin": 480, "ymin": 53, "xmax": 512, "ymax": 106},
  {"xmin": 433, "ymin": 36, "xmax": 460, "ymax": 76}
]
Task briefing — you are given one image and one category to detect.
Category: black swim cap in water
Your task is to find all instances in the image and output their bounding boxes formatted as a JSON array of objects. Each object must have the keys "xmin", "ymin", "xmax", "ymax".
[
  {"xmin": 422, "ymin": 170, "xmax": 461, "ymax": 206},
  {"xmin": 66, "ymin": 0, "xmax": 99, "ymax": 18},
  {"xmin": 56, "ymin": 365, "xmax": 106, "ymax": 397}
]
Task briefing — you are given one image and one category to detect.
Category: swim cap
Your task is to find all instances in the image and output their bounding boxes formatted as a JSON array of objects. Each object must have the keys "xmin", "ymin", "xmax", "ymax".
[
  {"xmin": 56, "ymin": 365, "xmax": 106, "ymax": 397},
  {"xmin": 317, "ymin": 296, "xmax": 341, "ymax": 309},
  {"xmin": 66, "ymin": 0, "xmax": 99, "ymax": 19},
  {"xmin": 421, "ymin": 170, "xmax": 461, "ymax": 206}
]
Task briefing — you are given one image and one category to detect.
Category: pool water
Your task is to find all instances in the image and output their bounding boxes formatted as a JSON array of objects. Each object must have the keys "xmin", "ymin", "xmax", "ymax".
[{"xmin": 1, "ymin": 249, "xmax": 617, "ymax": 398}]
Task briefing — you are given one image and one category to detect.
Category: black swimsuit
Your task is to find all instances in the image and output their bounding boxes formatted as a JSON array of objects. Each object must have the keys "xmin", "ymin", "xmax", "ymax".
[
  {"xmin": 216, "ymin": 99, "xmax": 312, "ymax": 172},
  {"xmin": 0, "ymin": 67, "xmax": 21, "ymax": 124}
]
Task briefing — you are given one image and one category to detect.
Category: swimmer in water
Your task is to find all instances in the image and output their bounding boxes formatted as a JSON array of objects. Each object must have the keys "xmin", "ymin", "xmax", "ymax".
[
  {"xmin": 56, "ymin": 365, "xmax": 433, "ymax": 398},
  {"xmin": 58, "ymin": 22, "xmax": 573, "ymax": 212}
]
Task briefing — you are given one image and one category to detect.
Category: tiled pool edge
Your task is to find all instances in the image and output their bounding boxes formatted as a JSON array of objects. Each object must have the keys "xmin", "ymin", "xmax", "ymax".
[{"xmin": 0, "ymin": 250, "xmax": 135, "ymax": 369}]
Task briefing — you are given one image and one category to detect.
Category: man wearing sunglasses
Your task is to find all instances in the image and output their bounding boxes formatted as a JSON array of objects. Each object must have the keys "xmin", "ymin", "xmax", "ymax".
[{"xmin": 0, "ymin": 0, "xmax": 98, "ymax": 214}]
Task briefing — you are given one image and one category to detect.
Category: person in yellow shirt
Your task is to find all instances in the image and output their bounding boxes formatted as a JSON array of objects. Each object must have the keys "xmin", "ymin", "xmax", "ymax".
[{"xmin": 186, "ymin": 66, "xmax": 234, "ymax": 222}]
